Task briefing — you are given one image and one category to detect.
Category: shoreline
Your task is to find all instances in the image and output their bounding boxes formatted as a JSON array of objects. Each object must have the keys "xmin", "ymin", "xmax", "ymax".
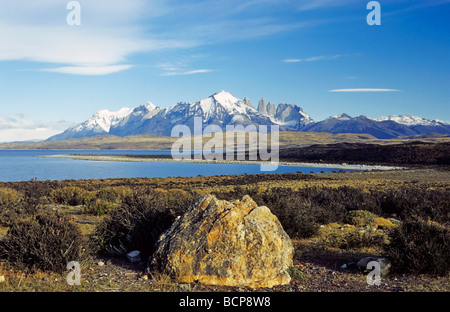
[{"xmin": 41, "ymin": 154, "xmax": 405, "ymax": 171}]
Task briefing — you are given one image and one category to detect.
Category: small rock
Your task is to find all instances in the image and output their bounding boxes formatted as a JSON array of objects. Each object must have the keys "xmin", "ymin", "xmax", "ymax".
[
  {"xmin": 97, "ymin": 261, "xmax": 105, "ymax": 267},
  {"xmin": 0, "ymin": 275, "xmax": 5, "ymax": 283},
  {"xmin": 127, "ymin": 250, "xmax": 141, "ymax": 263},
  {"xmin": 356, "ymin": 256, "xmax": 391, "ymax": 275},
  {"xmin": 141, "ymin": 275, "xmax": 148, "ymax": 281}
]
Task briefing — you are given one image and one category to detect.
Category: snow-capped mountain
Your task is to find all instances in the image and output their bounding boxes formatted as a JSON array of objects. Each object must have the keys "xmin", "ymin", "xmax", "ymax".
[
  {"xmin": 48, "ymin": 107, "xmax": 132, "ymax": 141},
  {"xmin": 303, "ymin": 114, "xmax": 450, "ymax": 139},
  {"xmin": 257, "ymin": 97, "xmax": 314, "ymax": 128},
  {"xmin": 46, "ymin": 91, "xmax": 450, "ymax": 141},
  {"xmin": 373, "ymin": 115, "xmax": 449, "ymax": 126},
  {"xmin": 47, "ymin": 91, "xmax": 312, "ymax": 140},
  {"xmin": 161, "ymin": 90, "xmax": 312, "ymax": 132},
  {"xmin": 373, "ymin": 115, "xmax": 450, "ymax": 137},
  {"xmin": 109, "ymin": 102, "xmax": 163, "ymax": 137},
  {"xmin": 166, "ymin": 90, "xmax": 272, "ymax": 130}
]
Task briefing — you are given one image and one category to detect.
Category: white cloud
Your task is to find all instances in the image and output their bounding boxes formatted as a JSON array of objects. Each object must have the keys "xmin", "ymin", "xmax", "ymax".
[
  {"xmin": 0, "ymin": 115, "xmax": 75, "ymax": 142},
  {"xmin": 328, "ymin": 88, "xmax": 400, "ymax": 92},
  {"xmin": 0, "ymin": 0, "xmax": 195, "ymax": 75},
  {"xmin": 0, "ymin": 0, "xmax": 380, "ymax": 77},
  {"xmin": 0, "ymin": 128, "xmax": 60, "ymax": 142},
  {"xmin": 0, "ymin": 0, "xmax": 321, "ymax": 76}
]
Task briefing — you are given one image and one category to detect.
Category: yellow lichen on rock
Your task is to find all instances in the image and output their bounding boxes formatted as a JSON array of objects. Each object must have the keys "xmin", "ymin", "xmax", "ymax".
[{"xmin": 150, "ymin": 194, "xmax": 293, "ymax": 288}]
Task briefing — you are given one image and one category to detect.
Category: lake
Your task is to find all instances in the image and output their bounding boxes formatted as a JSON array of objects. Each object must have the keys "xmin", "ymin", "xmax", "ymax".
[{"xmin": 0, "ymin": 150, "xmax": 347, "ymax": 182}]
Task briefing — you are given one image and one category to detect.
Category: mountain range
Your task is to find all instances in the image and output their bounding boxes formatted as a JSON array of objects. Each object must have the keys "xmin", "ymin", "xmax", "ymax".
[{"xmin": 47, "ymin": 91, "xmax": 450, "ymax": 141}]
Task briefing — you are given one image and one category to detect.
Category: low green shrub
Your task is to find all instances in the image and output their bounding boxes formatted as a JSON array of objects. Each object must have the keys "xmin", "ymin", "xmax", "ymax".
[
  {"xmin": 15, "ymin": 179, "xmax": 53, "ymax": 216},
  {"xmin": 83, "ymin": 198, "xmax": 118, "ymax": 216},
  {"xmin": 383, "ymin": 218, "xmax": 450, "ymax": 276},
  {"xmin": 96, "ymin": 186, "xmax": 133, "ymax": 204},
  {"xmin": 0, "ymin": 187, "xmax": 20, "ymax": 207},
  {"xmin": 345, "ymin": 210, "xmax": 377, "ymax": 227},
  {"xmin": 0, "ymin": 188, "xmax": 21, "ymax": 226},
  {"xmin": 50, "ymin": 186, "xmax": 93, "ymax": 206},
  {"xmin": 319, "ymin": 223, "xmax": 387, "ymax": 250},
  {"xmin": 0, "ymin": 210, "xmax": 87, "ymax": 273},
  {"xmin": 287, "ymin": 266, "xmax": 307, "ymax": 281}
]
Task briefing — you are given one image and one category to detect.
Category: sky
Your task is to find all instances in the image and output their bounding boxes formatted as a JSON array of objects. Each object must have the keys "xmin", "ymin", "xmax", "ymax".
[{"xmin": 0, "ymin": 0, "xmax": 449, "ymax": 142}]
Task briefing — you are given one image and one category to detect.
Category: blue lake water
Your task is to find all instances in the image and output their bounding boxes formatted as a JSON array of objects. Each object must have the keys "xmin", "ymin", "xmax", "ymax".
[{"xmin": 0, "ymin": 150, "xmax": 346, "ymax": 182}]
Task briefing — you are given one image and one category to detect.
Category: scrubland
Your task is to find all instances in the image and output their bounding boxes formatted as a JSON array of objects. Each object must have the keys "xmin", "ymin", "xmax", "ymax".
[{"xmin": 0, "ymin": 168, "xmax": 448, "ymax": 292}]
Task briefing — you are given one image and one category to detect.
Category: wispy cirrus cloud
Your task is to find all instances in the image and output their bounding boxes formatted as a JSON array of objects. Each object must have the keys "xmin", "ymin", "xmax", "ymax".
[
  {"xmin": 161, "ymin": 69, "xmax": 213, "ymax": 76},
  {"xmin": 294, "ymin": 0, "xmax": 359, "ymax": 11},
  {"xmin": 156, "ymin": 60, "xmax": 213, "ymax": 77},
  {"xmin": 283, "ymin": 54, "xmax": 345, "ymax": 63}
]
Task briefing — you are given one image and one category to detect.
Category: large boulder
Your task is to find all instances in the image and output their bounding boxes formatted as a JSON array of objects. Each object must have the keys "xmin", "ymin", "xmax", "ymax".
[{"xmin": 149, "ymin": 194, "xmax": 294, "ymax": 288}]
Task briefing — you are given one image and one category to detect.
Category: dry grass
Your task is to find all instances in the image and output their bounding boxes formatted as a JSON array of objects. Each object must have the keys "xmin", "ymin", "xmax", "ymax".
[{"xmin": 1, "ymin": 131, "xmax": 449, "ymax": 150}]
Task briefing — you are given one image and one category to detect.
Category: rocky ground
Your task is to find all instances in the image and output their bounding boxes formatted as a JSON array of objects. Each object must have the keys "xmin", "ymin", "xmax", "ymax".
[
  {"xmin": 4, "ymin": 238, "xmax": 447, "ymax": 293},
  {"xmin": 25, "ymin": 242, "xmax": 444, "ymax": 293}
]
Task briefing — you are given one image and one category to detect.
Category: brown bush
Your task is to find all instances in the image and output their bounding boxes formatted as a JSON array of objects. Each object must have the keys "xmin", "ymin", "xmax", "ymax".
[
  {"xmin": 384, "ymin": 218, "xmax": 450, "ymax": 276},
  {"xmin": 92, "ymin": 188, "xmax": 195, "ymax": 259},
  {"xmin": 374, "ymin": 187, "xmax": 449, "ymax": 224},
  {"xmin": 50, "ymin": 186, "xmax": 94, "ymax": 206},
  {"xmin": 0, "ymin": 188, "xmax": 21, "ymax": 226},
  {"xmin": 0, "ymin": 210, "xmax": 88, "ymax": 273}
]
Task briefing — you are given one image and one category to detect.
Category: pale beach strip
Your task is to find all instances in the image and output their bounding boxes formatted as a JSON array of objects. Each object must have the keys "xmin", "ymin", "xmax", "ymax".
[{"xmin": 41, "ymin": 154, "xmax": 404, "ymax": 171}]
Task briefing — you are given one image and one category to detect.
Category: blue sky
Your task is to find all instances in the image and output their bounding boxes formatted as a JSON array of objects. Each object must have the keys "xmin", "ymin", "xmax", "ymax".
[{"xmin": 0, "ymin": 0, "xmax": 449, "ymax": 142}]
